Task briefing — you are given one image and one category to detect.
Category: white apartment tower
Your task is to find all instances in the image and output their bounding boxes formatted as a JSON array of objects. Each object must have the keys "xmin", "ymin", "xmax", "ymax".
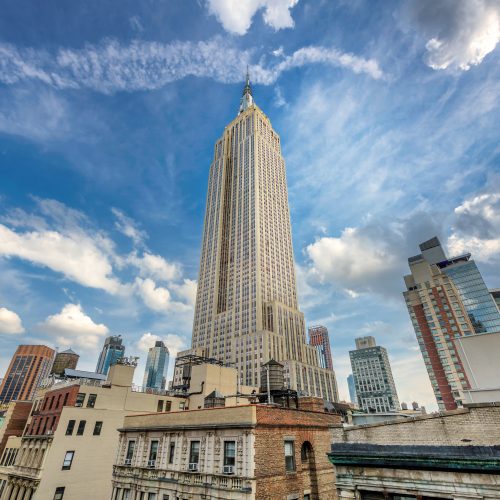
[{"xmin": 191, "ymin": 74, "xmax": 338, "ymax": 401}]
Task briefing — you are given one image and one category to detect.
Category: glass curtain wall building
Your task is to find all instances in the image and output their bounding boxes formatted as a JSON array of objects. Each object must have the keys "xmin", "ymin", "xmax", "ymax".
[
  {"xmin": 403, "ymin": 237, "xmax": 500, "ymax": 410},
  {"xmin": 96, "ymin": 335, "xmax": 125, "ymax": 375},
  {"xmin": 143, "ymin": 341, "xmax": 170, "ymax": 390}
]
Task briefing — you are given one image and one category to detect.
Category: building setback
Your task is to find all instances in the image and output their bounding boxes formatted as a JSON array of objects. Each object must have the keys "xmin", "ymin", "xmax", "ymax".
[
  {"xmin": 403, "ymin": 237, "xmax": 500, "ymax": 410},
  {"xmin": 349, "ymin": 336, "xmax": 400, "ymax": 413},
  {"xmin": 190, "ymin": 73, "xmax": 338, "ymax": 402},
  {"xmin": 308, "ymin": 325, "xmax": 334, "ymax": 371},
  {"xmin": 0, "ymin": 345, "xmax": 55, "ymax": 405}
]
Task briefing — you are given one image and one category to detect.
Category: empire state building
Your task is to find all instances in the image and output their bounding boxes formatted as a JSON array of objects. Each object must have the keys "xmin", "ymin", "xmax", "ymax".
[{"xmin": 191, "ymin": 74, "xmax": 338, "ymax": 402}]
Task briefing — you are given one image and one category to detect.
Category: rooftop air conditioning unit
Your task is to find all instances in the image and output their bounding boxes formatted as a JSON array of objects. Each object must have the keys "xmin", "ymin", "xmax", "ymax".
[
  {"xmin": 188, "ymin": 463, "xmax": 198, "ymax": 472},
  {"xmin": 124, "ymin": 458, "xmax": 132, "ymax": 466},
  {"xmin": 147, "ymin": 460, "xmax": 156, "ymax": 468},
  {"xmin": 223, "ymin": 465, "xmax": 234, "ymax": 475}
]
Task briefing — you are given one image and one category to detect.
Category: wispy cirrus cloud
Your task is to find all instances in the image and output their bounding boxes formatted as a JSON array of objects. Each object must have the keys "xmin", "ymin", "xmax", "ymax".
[{"xmin": 0, "ymin": 37, "xmax": 383, "ymax": 95}]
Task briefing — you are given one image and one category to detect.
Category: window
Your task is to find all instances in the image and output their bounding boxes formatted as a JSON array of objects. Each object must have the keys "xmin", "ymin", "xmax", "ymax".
[
  {"xmin": 148, "ymin": 441, "xmax": 159, "ymax": 465},
  {"xmin": 123, "ymin": 490, "xmax": 130, "ymax": 500},
  {"xmin": 284, "ymin": 440, "xmax": 295, "ymax": 472},
  {"xmin": 75, "ymin": 393, "xmax": 85, "ymax": 406},
  {"xmin": 63, "ymin": 393, "xmax": 69, "ymax": 407},
  {"xmin": 86, "ymin": 394, "xmax": 97, "ymax": 408},
  {"xmin": 223, "ymin": 441, "xmax": 235, "ymax": 466},
  {"xmin": 189, "ymin": 441, "xmax": 200, "ymax": 464},
  {"xmin": 165, "ymin": 401, "xmax": 171, "ymax": 412},
  {"xmin": 126, "ymin": 441, "xmax": 135, "ymax": 462},
  {"xmin": 168, "ymin": 442, "xmax": 175, "ymax": 464},
  {"xmin": 147, "ymin": 494, "xmax": 156, "ymax": 500},
  {"xmin": 301, "ymin": 442, "xmax": 312, "ymax": 462},
  {"xmin": 76, "ymin": 420, "xmax": 86, "ymax": 436},
  {"xmin": 65, "ymin": 420, "xmax": 75, "ymax": 436},
  {"xmin": 157, "ymin": 400, "xmax": 163, "ymax": 412},
  {"xmin": 53, "ymin": 487, "xmax": 65, "ymax": 500},
  {"xmin": 93, "ymin": 421, "xmax": 103, "ymax": 436},
  {"xmin": 62, "ymin": 451, "xmax": 74, "ymax": 470}
]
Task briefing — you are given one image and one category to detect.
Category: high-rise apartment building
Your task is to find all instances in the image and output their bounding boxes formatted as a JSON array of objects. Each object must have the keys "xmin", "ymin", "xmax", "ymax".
[
  {"xmin": 347, "ymin": 374, "xmax": 357, "ymax": 405},
  {"xmin": 190, "ymin": 74, "xmax": 338, "ymax": 401},
  {"xmin": 0, "ymin": 345, "xmax": 55, "ymax": 404},
  {"xmin": 96, "ymin": 335, "xmax": 125, "ymax": 375},
  {"xmin": 349, "ymin": 336, "xmax": 400, "ymax": 413},
  {"xmin": 404, "ymin": 237, "xmax": 500, "ymax": 410},
  {"xmin": 308, "ymin": 325, "xmax": 334, "ymax": 371},
  {"xmin": 142, "ymin": 341, "xmax": 169, "ymax": 389}
]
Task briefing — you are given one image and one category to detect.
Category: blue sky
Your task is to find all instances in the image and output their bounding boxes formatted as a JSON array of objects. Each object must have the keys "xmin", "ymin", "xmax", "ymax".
[{"xmin": 1, "ymin": 0, "xmax": 499, "ymax": 410}]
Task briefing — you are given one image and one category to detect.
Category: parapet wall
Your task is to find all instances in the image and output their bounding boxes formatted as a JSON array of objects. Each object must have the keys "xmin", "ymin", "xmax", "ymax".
[{"xmin": 331, "ymin": 403, "xmax": 500, "ymax": 446}]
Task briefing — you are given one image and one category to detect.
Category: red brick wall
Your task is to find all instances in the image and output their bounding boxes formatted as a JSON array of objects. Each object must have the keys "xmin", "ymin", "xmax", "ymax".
[
  {"xmin": 254, "ymin": 406, "xmax": 340, "ymax": 500},
  {"xmin": 27, "ymin": 385, "xmax": 79, "ymax": 436}
]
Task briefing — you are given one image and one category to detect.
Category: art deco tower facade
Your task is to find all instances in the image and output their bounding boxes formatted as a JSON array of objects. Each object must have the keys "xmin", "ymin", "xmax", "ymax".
[{"xmin": 191, "ymin": 76, "xmax": 338, "ymax": 401}]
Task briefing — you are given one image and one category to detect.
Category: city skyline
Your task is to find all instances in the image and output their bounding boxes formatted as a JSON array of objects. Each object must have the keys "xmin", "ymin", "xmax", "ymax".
[{"xmin": 0, "ymin": 1, "xmax": 500, "ymax": 411}]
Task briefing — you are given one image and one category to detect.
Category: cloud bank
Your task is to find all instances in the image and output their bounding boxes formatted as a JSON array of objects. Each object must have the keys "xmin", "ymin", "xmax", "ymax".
[{"xmin": 0, "ymin": 198, "xmax": 195, "ymax": 314}]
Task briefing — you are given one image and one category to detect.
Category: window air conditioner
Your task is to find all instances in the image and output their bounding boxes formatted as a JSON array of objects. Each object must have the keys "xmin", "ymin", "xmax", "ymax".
[
  {"xmin": 124, "ymin": 458, "xmax": 132, "ymax": 466},
  {"xmin": 147, "ymin": 460, "xmax": 156, "ymax": 468},
  {"xmin": 75, "ymin": 403, "xmax": 83, "ymax": 407},
  {"xmin": 223, "ymin": 465, "xmax": 234, "ymax": 474},
  {"xmin": 188, "ymin": 463, "xmax": 198, "ymax": 472}
]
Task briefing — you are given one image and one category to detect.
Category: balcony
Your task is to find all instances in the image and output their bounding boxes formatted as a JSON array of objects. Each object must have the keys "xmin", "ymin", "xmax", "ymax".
[{"xmin": 112, "ymin": 465, "xmax": 251, "ymax": 493}]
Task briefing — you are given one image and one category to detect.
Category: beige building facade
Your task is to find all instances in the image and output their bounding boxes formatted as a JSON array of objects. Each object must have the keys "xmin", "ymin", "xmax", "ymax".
[
  {"xmin": 191, "ymin": 75, "xmax": 338, "ymax": 402},
  {"xmin": 0, "ymin": 361, "xmax": 187, "ymax": 500}
]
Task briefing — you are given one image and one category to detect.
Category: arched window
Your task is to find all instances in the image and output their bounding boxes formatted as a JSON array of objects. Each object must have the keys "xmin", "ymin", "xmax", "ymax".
[{"xmin": 301, "ymin": 441, "xmax": 312, "ymax": 462}]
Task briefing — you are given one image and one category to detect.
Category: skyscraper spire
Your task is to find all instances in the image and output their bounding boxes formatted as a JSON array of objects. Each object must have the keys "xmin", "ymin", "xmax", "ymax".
[{"xmin": 239, "ymin": 65, "xmax": 254, "ymax": 114}]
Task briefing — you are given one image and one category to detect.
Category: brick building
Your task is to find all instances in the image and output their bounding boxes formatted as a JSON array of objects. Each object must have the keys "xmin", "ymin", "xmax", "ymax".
[
  {"xmin": 0, "ymin": 402, "xmax": 32, "ymax": 458},
  {"xmin": 112, "ymin": 399, "xmax": 341, "ymax": 500},
  {"xmin": 328, "ymin": 402, "xmax": 500, "ymax": 499}
]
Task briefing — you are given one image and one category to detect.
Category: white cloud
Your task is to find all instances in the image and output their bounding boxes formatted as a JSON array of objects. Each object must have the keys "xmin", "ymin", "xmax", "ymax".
[
  {"xmin": 307, "ymin": 227, "xmax": 398, "ymax": 291},
  {"xmin": 0, "ymin": 223, "xmax": 123, "ymax": 294},
  {"xmin": 137, "ymin": 332, "xmax": 187, "ymax": 358},
  {"xmin": 128, "ymin": 252, "xmax": 181, "ymax": 282},
  {"xmin": 40, "ymin": 303, "xmax": 109, "ymax": 349},
  {"xmin": 135, "ymin": 278, "xmax": 190, "ymax": 313},
  {"xmin": 408, "ymin": 0, "xmax": 500, "ymax": 70},
  {"xmin": 448, "ymin": 191, "xmax": 500, "ymax": 261},
  {"xmin": 171, "ymin": 279, "xmax": 197, "ymax": 306},
  {"xmin": 112, "ymin": 208, "xmax": 147, "ymax": 246},
  {"xmin": 0, "ymin": 307, "xmax": 25, "ymax": 334},
  {"xmin": 0, "ymin": 198, "xmax": 195, "ymax": 314},
  {"xmin": 0, "ymin": 37, "xmax": 383, "ymax": 95},
  {"xmin": 205, "ymin": 0, "xmax": 298, "ymax": 35}
]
